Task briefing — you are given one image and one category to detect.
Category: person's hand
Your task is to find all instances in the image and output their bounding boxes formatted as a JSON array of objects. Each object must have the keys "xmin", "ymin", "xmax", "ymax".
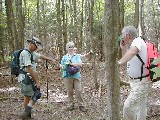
[
  {"xmin": 120, "ymin": 40, "xmax": 126, "ymax": 49},
  {"xmin": 59, "ymin": 64, "xmax": 64, "ymax": 69},
  {"xmin": 89, "ymin": 50, "xmax": 93, "ymax": 54},
  {"xmin": 36, "ymin": 82, "xmax": 40, "ymax": 89},
  {"xmin": 51, "ymin": 58, "xmax": 56, "ymax": 64},
  {"xmin": 66, "ymin": 60, "xmax": 71, "ymax": 65}
]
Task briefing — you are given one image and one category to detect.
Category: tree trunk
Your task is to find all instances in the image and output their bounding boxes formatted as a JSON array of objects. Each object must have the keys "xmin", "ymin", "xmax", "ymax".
[
  {"xmin": 138, "ymin": 0, "xmax": 142, "ymax": 36},
  {"xmin": 152, "ymin": 0, "xmax": 160, "ymax": 47},
  {"xmin": 56, "ymin": 0, "xmax": 63, "ymax": 58},
  {"xmin": 79, "ymin": 0, "xmax": 84, "ymax": 50},
  {"xmin": 0, "ymin": 0, "xmax": 5, "ymax": 65},
  {"xmin": 89, "ymin": 0, "xmax": 94, "ymax": 51},
  {"xmin": 134, "ymin": 0, "xmax": 139, "ymax": 28},
  {"xmin": 118, "ymin": 0, "xmax": 124, "ymax": 59},
  {"xmin": 92, "ymin": 37, "xmax": 99, "ymax": 89},
  {"xmin": 5, "ymin": 0, "xmax": 18, "ymax": 51},
  {"xmin": 141, "ymin": 0, "xmax": 145, "ymax": 36},
  {"xmin": 62, "ymin": 0, "xmax": 67, "ymax": 53},
  {"xmin": 72, "ymin": 0, "xmax": 78, "ymax": 44},
  {"xmin": 103, "ymin": 0, "xmax": 120, "ymax": 120},
  {"xmin": 84, "ymin": 0, "xmax": 90, "ymax": 51},
  {"xmin": 37, "ymin": 0, "xmax": 40, "ymax": 37},
  {"xmin": 119, "ymin": 0, "xmax": 124, "ymax": 31},
  {"xmin": 69, "ymin": 0, "xmax": 74, "ymax": 41},
  {"xmin": 42, "ymin": 1, "xmax": 47, "ymax": 51},
  {"xmin": 15, "ymin": 0, "xmax": 25, "ymax": 48}
]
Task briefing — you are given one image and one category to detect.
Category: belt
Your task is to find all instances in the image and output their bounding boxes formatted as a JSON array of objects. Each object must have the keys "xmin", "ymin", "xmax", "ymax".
[{"xmin": 129, "ymin": 74, "xmax": 149, "ymax": 80}]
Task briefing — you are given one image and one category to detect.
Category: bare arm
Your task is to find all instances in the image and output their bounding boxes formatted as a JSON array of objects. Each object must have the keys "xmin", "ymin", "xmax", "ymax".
[
  {"xmin": 118, "ymin": 46, "xmax": 139, "ymax": 65},
  {"xmin": 40, "ymin": 54, "xmax": 56, "ymax": 64}
]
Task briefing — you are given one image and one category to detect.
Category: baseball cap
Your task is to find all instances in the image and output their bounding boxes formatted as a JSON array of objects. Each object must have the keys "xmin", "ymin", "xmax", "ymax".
[{"xmin": 27, "ymin": 37, "xmax": 42, "ymax": 48}]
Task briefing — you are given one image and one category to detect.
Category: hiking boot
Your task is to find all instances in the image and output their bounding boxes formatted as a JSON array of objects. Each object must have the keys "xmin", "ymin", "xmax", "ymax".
[
  {"xmin": 67, "ymin": 104, "xmax": 75, "ymax": 111},
  {"xmin": 79, "ymin": 106, "xmax": 88, "ymax": 112},
  {"xmin": 19, "ymin": 112, "xmax": 31, "ymax": 120},
  {"xmin": 19, "ymin": 106, "xmax": 32, "ymax": 119}
]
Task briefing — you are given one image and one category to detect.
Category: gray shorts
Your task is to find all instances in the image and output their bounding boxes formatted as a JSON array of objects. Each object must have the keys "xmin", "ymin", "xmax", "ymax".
[{"xmin": 20, "ymin": 82, "xmax": 35, "ymax": 97}]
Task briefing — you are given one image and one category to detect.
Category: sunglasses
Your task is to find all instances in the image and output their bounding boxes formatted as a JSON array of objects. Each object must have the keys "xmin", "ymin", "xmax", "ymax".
[
  {"xmin": 69, "ymin": 46, "xmax": 74, "ymax": 48},
  {"xmin": 32, "ymin": 38, "xmax": 41, "ymax": 45},
  {"xmin": 31, "ymin": 38, "xmax": 42, "ymax": 48}
]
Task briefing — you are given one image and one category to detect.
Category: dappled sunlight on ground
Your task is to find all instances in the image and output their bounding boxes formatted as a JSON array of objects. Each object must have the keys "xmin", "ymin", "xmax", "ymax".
[
  {"xmin": 39, "ymin": 89, "xmax": 68, "ymax": 103},
  {"xmin": 0, "ymin": 87, "xmax": 20, "ymax": 92},
  {"xmin": 0, "ymin": 62, "xmax": 160, "ymax": 119}
]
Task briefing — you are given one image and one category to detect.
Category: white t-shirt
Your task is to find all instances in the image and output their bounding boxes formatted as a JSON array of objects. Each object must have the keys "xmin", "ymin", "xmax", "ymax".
[{"xmin": 127, "ymin": 37, "xmax": 148, "ymax": 78}]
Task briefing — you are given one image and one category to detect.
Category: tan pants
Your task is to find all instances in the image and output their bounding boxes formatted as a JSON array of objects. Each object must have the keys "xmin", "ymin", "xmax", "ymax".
[
  {"xmin": 64, "ymin": 78, "xmax": 83, "ymax": 106},
  {"xmin": 123, "ymin": 78, "xmax": 152, "ymax": 120}
]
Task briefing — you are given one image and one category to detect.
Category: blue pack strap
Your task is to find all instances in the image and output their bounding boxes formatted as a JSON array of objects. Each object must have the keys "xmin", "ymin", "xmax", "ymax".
[{"xmin": 130, "ymin": 74, "xmax": 149, "ymax": 80}]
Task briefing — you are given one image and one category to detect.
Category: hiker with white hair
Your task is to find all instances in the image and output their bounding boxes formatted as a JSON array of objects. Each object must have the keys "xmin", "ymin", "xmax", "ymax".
[
  {"xmin": 118, "ymin": 26, "xmax": 152, "ymax": 120},
  {"xmin": 60, "ymin": 41, "xmax": 87, "ymax": 112}
]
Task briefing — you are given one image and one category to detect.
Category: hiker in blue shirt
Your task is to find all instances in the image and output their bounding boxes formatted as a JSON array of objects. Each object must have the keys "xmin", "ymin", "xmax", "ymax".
[
  {"xmin": 61, "ymin": 53, "xmax": 81, "ymax": 79},
  {"xmin": 60, "ymin": 41, "xmax": 87, "ymax": 112}
]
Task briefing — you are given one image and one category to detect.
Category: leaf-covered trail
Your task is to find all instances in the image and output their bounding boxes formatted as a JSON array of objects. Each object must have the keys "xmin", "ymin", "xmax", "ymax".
[{"xmin": 0, "ymin": 63, "xmax": 160, "ymax": 120}]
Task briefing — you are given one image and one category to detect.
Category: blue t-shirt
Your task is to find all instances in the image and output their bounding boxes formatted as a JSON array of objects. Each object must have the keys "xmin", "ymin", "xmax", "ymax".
[{"xmin": 61, "ymin": 54, "xmax": 82, "ymax": 79}]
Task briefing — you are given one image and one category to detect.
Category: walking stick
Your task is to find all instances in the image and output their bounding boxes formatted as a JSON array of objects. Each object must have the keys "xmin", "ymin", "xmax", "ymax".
[{"xmin": 45, "ymin": 60, "xmax": 49, "ymax": 102}]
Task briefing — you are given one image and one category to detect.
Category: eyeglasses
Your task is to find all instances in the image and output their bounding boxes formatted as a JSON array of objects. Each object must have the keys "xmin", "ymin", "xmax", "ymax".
[{"xmin": 31, "ymin": 38, "xmax": 42, "ymax": 48}]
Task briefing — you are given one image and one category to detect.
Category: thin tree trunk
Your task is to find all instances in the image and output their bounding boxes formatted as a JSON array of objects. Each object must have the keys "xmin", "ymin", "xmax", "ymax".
[
  {"xmin": 138, "ymin": 0, "xmax": 142, "ymax": 36},
  {"xmin": 69, "ymin": 0, "xmax": 74, "ymax": 41},
  {"xmin": 120, "ymin": 0, "xmax": 124, "ymax": 31},
  {"xmin": 103, "ymin": 0, "xmax": 120, "ymax": 120},
  {"xmin": 152, "ymin": 0, "xmax": 159, "ymax": 47},
  {"xmin": 84, "ymin": 0, "xmax": 90, "ymax": 51},
  {"xmin": 0, "ymin": 0, "xmax": 5, "ymax": 65},
  {"xmin": 15, "ymin": 0, "xmax": 25, "ymax": 48},
  {"xmin": 62, "ymin": 0, "xmax": 67, "ymax": 53},
  {"xmin": 141, "ymin": 0, "xmax": 145, "ymax": 36},
  {"xmin": 118, "ymin": 0, "xmax": 124, "ymax": 59},
  {"xmin": 56, "ymin": 0, "xmax": 63, "ymax": 58},
  {"xmin": 79, "ymin": 0, "xmax": 84, "ymax": 49},
  {"xmin": 5, "ymin": 0, "xmax": 18, "ymax": 51},
  {"xmin": 134, "ymin": 0, "xmax": 139, "ymax": 28},
  {"xmin": 72, "ymin": 0, "xmax": 78, "ymax": 44},
  {"xmin": 89, "ymin": 0, "xmax": 94, "ymax": 51},
  {"xmin": 92, "ymin": 37, "xmax": 99, "ymax": 89},
  {"xmin": 42, "ymin": 1, "xmax": 47, "ymax": 52},
  {"xmin": 37, "ymin": 0, "xmax": 40, "ymax": 37}
]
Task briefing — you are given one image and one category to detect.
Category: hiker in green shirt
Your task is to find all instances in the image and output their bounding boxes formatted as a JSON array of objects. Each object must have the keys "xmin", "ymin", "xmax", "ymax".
[{"xmin": 18, "ymin": 37, "xmax": 55, "ymax": 119}]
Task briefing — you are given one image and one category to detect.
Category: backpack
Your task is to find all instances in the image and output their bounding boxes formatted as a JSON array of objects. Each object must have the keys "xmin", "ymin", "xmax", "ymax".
[
  {"xmin": 66, "ymin": 65, "xmax": 80, "ymax": 76},
  {"xmin": 137, "ymin": 41, "xmax": 160, "ymax": 82},
  {"xmin": 11, "ymin": 49, "xmax": 33, "ymax": 76}
]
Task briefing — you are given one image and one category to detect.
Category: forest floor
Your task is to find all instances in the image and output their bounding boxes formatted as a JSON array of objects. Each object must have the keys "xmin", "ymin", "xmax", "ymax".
[{"xmin": 0, "ymin": 61, "xmax": 160, "ymax": 120}]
